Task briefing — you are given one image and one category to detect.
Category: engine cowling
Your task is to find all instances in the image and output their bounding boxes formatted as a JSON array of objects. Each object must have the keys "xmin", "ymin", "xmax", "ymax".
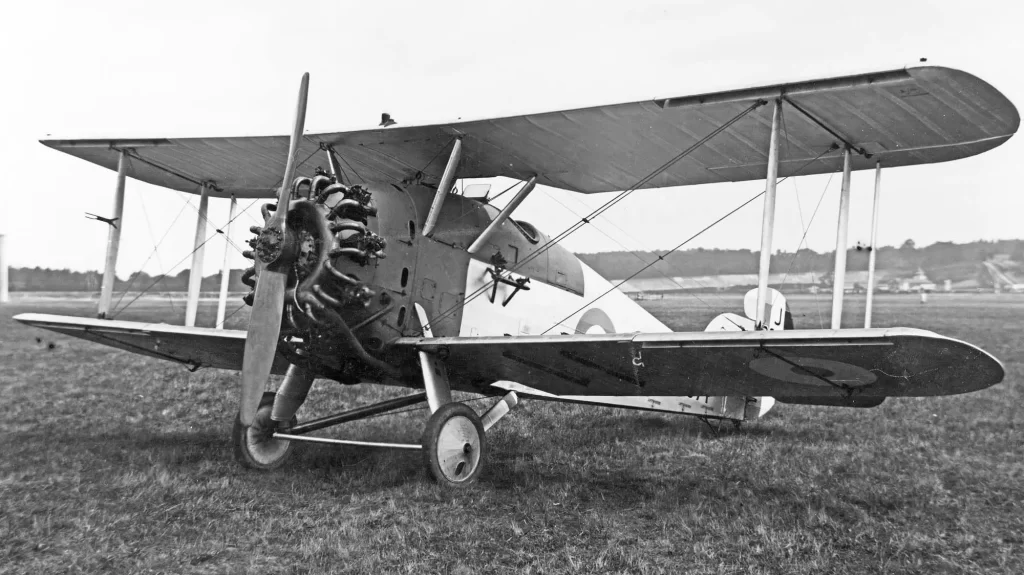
[{"xmin": 241, "ymin": 170, "xmax": 397, "ymax": 383}]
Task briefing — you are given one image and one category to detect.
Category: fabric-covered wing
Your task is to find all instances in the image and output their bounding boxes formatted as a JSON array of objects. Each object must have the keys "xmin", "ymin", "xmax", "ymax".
[
  {"xmin": 42, "ymin": 66, "xmax": 1018, "ymax": 197},
  {"xmin": 13, "ymin": 313, "xmax": 289, "ymax": 374},
  {"xmin": 390, "ymin": 327, "xmax": 1004, "ymax": 400}
]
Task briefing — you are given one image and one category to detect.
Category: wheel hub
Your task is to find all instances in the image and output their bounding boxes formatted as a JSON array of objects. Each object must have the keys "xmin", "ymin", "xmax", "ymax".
[{"xmin": 436, "ymin": 416, "xmax": 481, "ymax": 481}]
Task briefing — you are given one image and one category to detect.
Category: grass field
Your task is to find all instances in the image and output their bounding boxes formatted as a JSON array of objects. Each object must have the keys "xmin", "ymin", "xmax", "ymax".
[{"xmin": 1, "ymin": 293, "xmax": 1021, "ymax": 574}]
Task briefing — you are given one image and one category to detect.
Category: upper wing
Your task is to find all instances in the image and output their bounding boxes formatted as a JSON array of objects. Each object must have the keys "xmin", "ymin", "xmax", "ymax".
[
  {"xmin": 43, "ymin": 66, "xmax": 1018, "ymax": 197},
  {"xmin": 13, "ymin": 313, "xmax": 289, "ymax": 374},
  {"xmin": 389, "ymin": 327, "xmax": 1004, "ymax": 401}
]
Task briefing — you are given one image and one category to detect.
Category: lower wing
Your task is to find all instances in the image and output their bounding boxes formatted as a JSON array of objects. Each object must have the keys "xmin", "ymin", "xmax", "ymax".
[
  {"xmin": 391, "ymin": 328, "xmax": 1003, "ymax": 401},
  {"xmin": 13, "ymin": 313, "xmax": 289, "ymax": 374},
  {"xmin": 17, "ymin": 313, "xmax": 1004, "ymax": 401}
]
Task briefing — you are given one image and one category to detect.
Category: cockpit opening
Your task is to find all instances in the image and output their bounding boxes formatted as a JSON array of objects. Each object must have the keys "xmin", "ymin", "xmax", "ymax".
[{"xmin": 511, "ymin": 220, "xmax": 539, "ymax": 243}]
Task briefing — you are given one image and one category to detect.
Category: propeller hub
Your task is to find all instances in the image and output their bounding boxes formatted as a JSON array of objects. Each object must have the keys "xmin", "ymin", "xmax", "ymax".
[
  {"xmin": 255, "ymin": 224, "xmax": 302, "ymax": 270},
  {"xmin": 254, "ymin": 226, "xmax": 286, "ymax": 265}
]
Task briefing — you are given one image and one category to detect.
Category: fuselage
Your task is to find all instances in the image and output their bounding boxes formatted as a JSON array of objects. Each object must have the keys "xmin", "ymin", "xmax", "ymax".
[
  {"xmin": 256, "ymin": 181, "xmax": 763, "ymax": 420},
  {"xmin": 335, "ymin": 182, "xmax": 668, "ymax": 351}
]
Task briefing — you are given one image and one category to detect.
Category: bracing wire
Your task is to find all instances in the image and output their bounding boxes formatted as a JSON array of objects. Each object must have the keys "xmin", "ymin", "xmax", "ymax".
[
  {"xmin": 333, "ymin": 153, "xmax": 351, "ymax": 185},
  {"xmin": 540, "ymin": 145, "xmax": 842, "ymax": 335},
  {"xmin": 215, "ymin": 301, "xmax": 250, "ymax": 329},
  {"xmin": 422, "ymin": 100, "xmax": 767, "ymax": 332},
  {"xmin": 541, "ymin": 190, "xmax": 767, "ymax": 334},
  {"xmin": 240, "ymin": 198, "xmax": 266, "ymax": 225},
  {"xmin": 110, "ymin": 190, "xmax": 193, "ymax": 310},
  {"xmin": 508, "ymin": 101, "xmax": 767, "ymax": 273},
  {"xmin": 554, "ymin": 188, "xmax": 736, "ymax": 308},
  {"xmin": 443, "ymin": 179, "xmax": 529, "ymax": 228},
  {"xmin": 415, "ymin": 136, "xmax": 457, "ymax": 181},
  {"xmin": 336, "ymin": 153, "xmax": 364, "ymax": 182},
  {"xmin": 779, "ymin": 107, "xmax": 829, "ymax": 328},
  {"xmin": 482, "ymin": 180, "xmax": 526, "ymax": 206},
  {"xmin": 110, "ymin": 139, "xmax": 324, "ymax": 318},
  {"xmin": 134, "ymin": 186, "xmax": 178, "ymax": 314},
  {"xmin": 111, "ymin": 235, "xmax": 216, "ymax": 318},
  {"xmin": 543, "ymin": 189, "xmax": 727, "ymax": 316},
  {"xmin": 779, "ymin": 170, "xmax": 836, "ymax": 324},
  {"xmin": 111, "ymin": 193, "xmax": 264, "ymax": 318}
]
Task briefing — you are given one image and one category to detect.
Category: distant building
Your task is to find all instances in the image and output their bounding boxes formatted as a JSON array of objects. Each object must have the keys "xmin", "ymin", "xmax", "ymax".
[
  {"xmin": 893, "ymin": 268, "xmax": 937, "ymax": 293},
  {"xmin": 839, "ymin": 270, "xmax": 898, "ymax": 293},
  {"xmin": 614, "ymin": 268, "xmax": 941, "ymax": 295},
  {"xmin": 617, "ymin": 272, "xmax": 823, "ymax": 295}
]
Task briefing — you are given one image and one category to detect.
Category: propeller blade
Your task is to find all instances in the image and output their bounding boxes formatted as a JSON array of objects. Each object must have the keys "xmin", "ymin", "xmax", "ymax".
[
  {"xmin": 269, "ymin": 72, "xmax": 310, "ymax": 230},
  {"xmin": 239, "ymin": 269, "xmax": 287, "ymax": 426},
  {"xmin": 238, "ymin": 72, "xmax": 310, "ymax": 426}
]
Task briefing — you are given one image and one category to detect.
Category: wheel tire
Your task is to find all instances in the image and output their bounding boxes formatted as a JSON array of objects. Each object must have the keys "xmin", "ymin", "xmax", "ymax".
[
  {"xmin": 232, "ymin": 391, "xmax": 296, "ymax": 470},
  {"xmin": 421, "ymin": 403, "xmax": 486, "ymax": 487}
]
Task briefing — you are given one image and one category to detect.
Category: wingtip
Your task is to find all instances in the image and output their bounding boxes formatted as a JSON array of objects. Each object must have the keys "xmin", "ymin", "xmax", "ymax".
[{"xmin": 906, "ymin": 65, "xmax": 1020, "ymax": 136}]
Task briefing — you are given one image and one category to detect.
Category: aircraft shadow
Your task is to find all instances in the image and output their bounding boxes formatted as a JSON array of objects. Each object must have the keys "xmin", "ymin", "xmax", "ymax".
[{"xmin": 4, "ymin": 411, "xmax": 811, "ymax": 503}]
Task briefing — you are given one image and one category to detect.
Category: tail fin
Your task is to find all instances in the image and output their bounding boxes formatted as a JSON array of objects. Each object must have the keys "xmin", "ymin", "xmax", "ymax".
[
  {"xmin": 704, "ymin": 287, "xmax": 791, "ymax": 419},
  {"xmin": 743, "ymin": 287, "xmax": 791, "ymax": 330},
  {"xmin": 705, "ymin": 288, "xmax": 790, "ymax": 332}
]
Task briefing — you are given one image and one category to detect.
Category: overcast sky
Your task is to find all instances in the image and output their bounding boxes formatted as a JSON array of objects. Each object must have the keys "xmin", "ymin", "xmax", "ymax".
[{"xmin": 1, "ymin": 0, "xmax": 1021, "ymax": 279}]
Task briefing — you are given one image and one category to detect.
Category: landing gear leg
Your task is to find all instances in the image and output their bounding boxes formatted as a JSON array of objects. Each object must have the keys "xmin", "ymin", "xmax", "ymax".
[{"xmin": 414, "ymin": 303, "xmax": 486, "ymax": 486}]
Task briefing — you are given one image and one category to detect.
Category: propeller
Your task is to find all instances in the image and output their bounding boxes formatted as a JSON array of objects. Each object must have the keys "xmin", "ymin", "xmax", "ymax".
[{"xmin": 239, "ymin": 72, "xmax": 309, "ymax": 427}]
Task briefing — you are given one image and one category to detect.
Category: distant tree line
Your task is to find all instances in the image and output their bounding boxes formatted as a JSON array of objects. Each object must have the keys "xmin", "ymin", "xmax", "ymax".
[
  {"xmin": 577, "ymin": 239, "xmax": 1024, "ymax": 282},
  {"xmin": 8, "ymin": 239, "xmax": 1023, "ymax": 291},
  {"xmin": 7, "ymin": 268, "xmax": 252, "ymax": 292}
]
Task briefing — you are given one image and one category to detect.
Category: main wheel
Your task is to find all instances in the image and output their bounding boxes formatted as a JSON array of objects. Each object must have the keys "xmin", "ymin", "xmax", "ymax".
[
  {"xmin": 233, "ymin": 391, "xmax": 296, "ymax": 470},
  {"xmin": 421, "ymin": 403, "xmax": 486, "ymax": 487}
]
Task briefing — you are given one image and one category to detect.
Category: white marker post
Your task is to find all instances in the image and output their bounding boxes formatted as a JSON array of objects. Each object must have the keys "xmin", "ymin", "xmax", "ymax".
[
  {"xmin": 97, "ymin": 150, "xmax": 128, "ymax": 318},
  {"xmin": 754, "ymin": 100, "xmax": 782, "ymax": 328},
  {"xmin": 0, "ymin": 233, "xmax": 8, "ymax": 304},
  {"xmin": 216, "ymin": 195, "xmax": 237, "ymax": 328},
  {"xmin": 864, "ymin": 161, "xmax": 882, "ymax": 328},
  {"xmin": 831, "ymin": 148, "xmax": 853, "ymax": 329},
  {"xmin": 185, "ymin": 183, "xmax": 210, "ymax": 327}
]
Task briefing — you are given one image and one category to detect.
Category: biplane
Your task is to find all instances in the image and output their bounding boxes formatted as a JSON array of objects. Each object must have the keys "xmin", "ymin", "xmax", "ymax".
[{"xmin": 16, "ymin": 64, "xmax": 1017, "ymax": 486}]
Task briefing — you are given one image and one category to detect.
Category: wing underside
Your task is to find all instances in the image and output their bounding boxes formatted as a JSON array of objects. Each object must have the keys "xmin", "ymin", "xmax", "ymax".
[
  {"xmin": 16, "ymin": 314, "xmax": 1004, "ymax": 401},
  {"xmin": 42, "ymin": 66, "xmax": 1018, "ymax": 197},
  {"xmin": 13, "ymin": 313, "xmax": 289, "ymax": 374},
  {"xmin": 391, "ymin": 327, "xmax": 1004, "ymax": 400}
]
